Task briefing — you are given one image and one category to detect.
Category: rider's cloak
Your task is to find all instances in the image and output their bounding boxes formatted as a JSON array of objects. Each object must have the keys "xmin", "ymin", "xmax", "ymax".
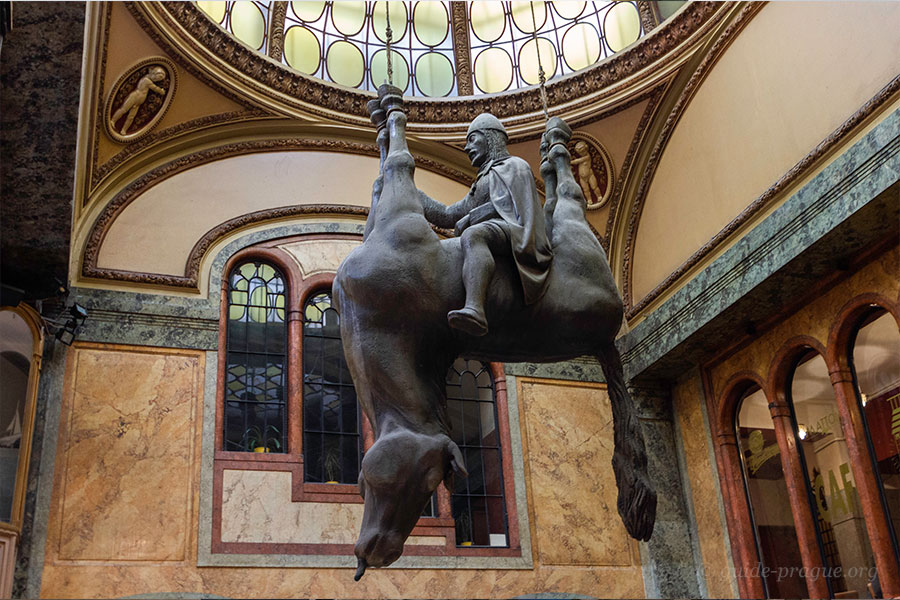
[{"xmin": 475, "ymin": 155, "xmax": 553, "ymax": 305}]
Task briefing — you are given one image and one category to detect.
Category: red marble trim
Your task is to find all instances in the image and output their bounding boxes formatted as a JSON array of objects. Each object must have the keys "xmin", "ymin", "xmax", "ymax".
[{"xmin": 704, "ymin": 266, "xmax": 900, "ymax": 598}]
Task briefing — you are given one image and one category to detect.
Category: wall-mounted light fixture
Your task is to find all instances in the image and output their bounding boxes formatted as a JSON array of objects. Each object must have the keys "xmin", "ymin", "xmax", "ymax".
[{"xmin": 54, "ymin": 303, "xmax": 88, "ymax": 346}]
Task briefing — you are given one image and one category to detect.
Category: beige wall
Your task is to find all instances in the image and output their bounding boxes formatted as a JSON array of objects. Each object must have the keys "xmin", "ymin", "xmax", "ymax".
[{"xmin": 632, "ymin": 2, "xmax": 900, "ymax": 303}]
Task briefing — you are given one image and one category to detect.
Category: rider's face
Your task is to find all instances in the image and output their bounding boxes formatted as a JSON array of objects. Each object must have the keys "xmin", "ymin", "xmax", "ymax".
[{"xmin": 465, "ymin": 131, "xmax": 489, "ymax": 168}]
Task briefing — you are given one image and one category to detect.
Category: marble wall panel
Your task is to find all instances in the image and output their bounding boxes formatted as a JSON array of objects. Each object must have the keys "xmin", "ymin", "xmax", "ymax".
[
  {"xmin": 673, "ymin": 372, "xmax": 736, "ymax": 598},
  {"xmin": 518, "ymin": 379, "xmax": 639, "ymax": 569},
  {"xmin": 277, "ymin": 239, "xmax": 361, "ymax": 278},
  {"xmin": 220, "ymin": 470, "xmax": 363, "ymax": 544},
  {"xmin": 47, "ymin": 345, "xmax": 202, "ymax": 562}
]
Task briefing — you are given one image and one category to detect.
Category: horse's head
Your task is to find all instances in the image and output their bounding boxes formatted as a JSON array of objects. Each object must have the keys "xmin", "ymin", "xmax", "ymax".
[{"xmin": 353, "ymin": 429, "xmax": 466, "ymax": 579}]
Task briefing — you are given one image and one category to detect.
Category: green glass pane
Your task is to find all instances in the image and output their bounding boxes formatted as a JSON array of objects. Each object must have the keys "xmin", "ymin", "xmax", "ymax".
[
  {"xmin": 331, "ymin": 1, "xmax": 366, "ymax": 36},
  {"xmin": 604, "ymin": 1, "xmax": 640, "ymax": 53},
  {"xmin": 239, "ymin": 263, "xmax": 256, "ymax": 279},
  {"xmin": 415, "ymin": 52, "xmax": 453, "ymax": 97},
  {"xmin": 197, "ymin": 0, "xmax": 227, "ymax": 23},
  {"xmin": 326, "ymin": 40, "xmax": 365, "ymax": 87},
  {"xmin": 371, "ymin": 49, "xmax": 410, "ymax": 91},
  {"xmin": 473, "ymin": 47, "xmax": 512, "ymax": 94},
  {"xmin": 229, "ymin": 305, "xmax": 246, "ymax": 320},
  {"xmin": 231, "ymin": 289, "xmax": 248, "ymax": 306},
  {"xmin": 552, "ymin": 1, "xmax": 585, "ymax": 20},
  {"xmin": 230, "ymin": 1, "xmax": 266, "ymax": 50},
  {"xmin": 657, "ymin": 0, "xmax": 686, "ymax": 21},
  {"xmin": 259, "ymin": 264, "xmax": 275, "ymax": 281},
  {"xmin": 519, "ymin": 37, "xmax": 557, "ymax": 85},
  {"xmin": 562, "ymin": 22, "xmax": 600, "ymax": 71},
  {"xmin": 470, "ymin": 1, "xmax": 505, "ymax": 43},
  {"xmin": 291, "ymin": 0, "xmax": 325, "ymax": 22},
  {"xmin": 234, "ymin": 277, "xmax": 248, "ymax": 291},
  {"xmin": 373, "ymin": 1, "xmax": 408, "ymax": 43},
  {"xmin": 413, "ymin": 1, "xmax": 449, "ymax": 47},
  {"xmin": 511, "ymin": 0, "xmax": 546, "ymax": 34},
  {"xmin": 284, "ymin": 26, "xmax": 320, "ymax": 74}
]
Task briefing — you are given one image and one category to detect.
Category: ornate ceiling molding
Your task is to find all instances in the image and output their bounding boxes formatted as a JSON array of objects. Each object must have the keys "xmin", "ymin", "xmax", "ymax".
[
  {"xmin": 81, "ymin": 136, "xmax": 474, "ymax": 288},
  {"xmin": 128, "ymin": 1, "xmax": 730, "ymax": 140}
]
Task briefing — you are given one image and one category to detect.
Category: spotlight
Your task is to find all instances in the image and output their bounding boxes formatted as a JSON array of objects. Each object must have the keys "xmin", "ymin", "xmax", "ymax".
[
  {"xmin": 797, "ymin": 424, "xmax": 808, "ymax": 440},
  {"xmin": 55, "ymin": 303, "xmax": 88, "ymax": 346}
]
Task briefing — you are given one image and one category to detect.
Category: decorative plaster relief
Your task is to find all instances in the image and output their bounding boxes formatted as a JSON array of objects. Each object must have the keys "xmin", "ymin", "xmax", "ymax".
[{"xmin": 104, "ymin": 57, "xmax": 176, "ymax": 143}]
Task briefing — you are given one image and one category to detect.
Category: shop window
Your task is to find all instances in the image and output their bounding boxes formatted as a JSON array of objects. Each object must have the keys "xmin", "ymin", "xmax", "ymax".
[
  {"xmin": 735, "ymin": 384, "xmax": 807, "ymax": 599},
  {"xmin": 850, "ymin": 310, "xmax": 900, "ymax": 558},
  {"xmin": 223, "ymin": 261, "xmax": 288, "ymax": 452},
  {"xmin": 789, "ymin": 351, "xmax": 877, "ymax": 598},
  {"xmin": 301, "ymin": 291, "xmax": 362, "ymax": 484},
  {"xmin": 446, "ymin": 358, "xmax": 509, "ymax": 547}
]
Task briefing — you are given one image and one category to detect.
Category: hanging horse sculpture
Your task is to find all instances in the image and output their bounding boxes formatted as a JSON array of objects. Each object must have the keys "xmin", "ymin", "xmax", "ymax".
[{"xmin": 333, "ymin": 86, "xmax": 656, "ymax": 580}]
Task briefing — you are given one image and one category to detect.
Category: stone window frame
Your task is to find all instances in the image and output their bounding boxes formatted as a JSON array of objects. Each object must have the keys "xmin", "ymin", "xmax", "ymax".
[
  {"xmin": 211, "ymin": 235, "xmax": 524, "ymax": 559},
  {"xmin": 711, "ymin": 292, "xmax": 900, "ymax": 599}
]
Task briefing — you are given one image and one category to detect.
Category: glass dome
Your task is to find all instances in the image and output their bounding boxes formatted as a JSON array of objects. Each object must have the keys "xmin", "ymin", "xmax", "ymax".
[{"xmin": 196, "ymin": 1, "xmax": 685, "ymax": 97}]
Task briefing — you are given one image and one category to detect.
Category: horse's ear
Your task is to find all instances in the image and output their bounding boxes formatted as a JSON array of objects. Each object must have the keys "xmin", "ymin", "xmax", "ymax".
[{"xmin": 444, "ymin": 439, "xmax": 468, "ymax": 491}]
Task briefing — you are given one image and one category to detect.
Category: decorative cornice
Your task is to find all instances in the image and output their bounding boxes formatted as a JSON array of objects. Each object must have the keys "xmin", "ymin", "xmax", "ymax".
[
  {"xmin": 92, "ymin": 109, "xmax": 271, "ymax": 185},
  {"xmin": 625, "ymin": 72, "xmax": 900, "ymax": 320},
  {"xmin": 81, "ymin": 137, "xmax": 473, "ymax": 287},
  {"xmin": 131, "ymin": 1, "xmax": 727, "ymax": 137},
  {"xmin": 622, "ymin": 2, "xmax": 762, "ymax": 317}
]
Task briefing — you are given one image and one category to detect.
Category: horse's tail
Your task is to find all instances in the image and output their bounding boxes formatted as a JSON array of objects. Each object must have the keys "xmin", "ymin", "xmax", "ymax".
[{"xmin": 596, "ymin": 341, "xmax": 657, "ymax": 542}]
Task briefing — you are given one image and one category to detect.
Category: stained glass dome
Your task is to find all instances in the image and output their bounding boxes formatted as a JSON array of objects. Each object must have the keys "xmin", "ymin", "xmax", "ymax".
[{"xmin": 196, "ymin": 1, "xmax": 686, "ymax": 97}]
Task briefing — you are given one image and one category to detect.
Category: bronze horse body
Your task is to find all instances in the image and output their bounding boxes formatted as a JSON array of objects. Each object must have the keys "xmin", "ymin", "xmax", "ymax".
[{"xmin": 333, "ymin": 88, "xmax": 656, "ymax": 579}]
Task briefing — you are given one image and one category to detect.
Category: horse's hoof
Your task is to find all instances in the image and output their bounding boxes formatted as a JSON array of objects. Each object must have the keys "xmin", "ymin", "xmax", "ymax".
[
  {"xmin": 367, "ymin": 99, "xmax": 386, "ymax": 128},
  {"xmin": 545, "ymin": 117, "xmax": 572, "ymax": 147},
  {"xmin": 379, "ymin": 85, "xmax": 406, "ymax": 115},
  {"xmin": 448, "ymin": 308, "xmax": 488, "ymax": 336}
]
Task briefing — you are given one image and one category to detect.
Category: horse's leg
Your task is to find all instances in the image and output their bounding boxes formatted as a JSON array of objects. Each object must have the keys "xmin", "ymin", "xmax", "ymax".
[
  {"xmin": 539, "ymin": 134, "xmax": 558, "ymax": 243},
  {"xmin": 365, "ymin": 99, "xmax": 389, "ymax": 240},
  {"xmin": 596, "ymin": 341, "xmax": 657, "ymax": 542},
  {"xmin": 544, "ymin": 117, "xmax": 589, "ymax": 223}
]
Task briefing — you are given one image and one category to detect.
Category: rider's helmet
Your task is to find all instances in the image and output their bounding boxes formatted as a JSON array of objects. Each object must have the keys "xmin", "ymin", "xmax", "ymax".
[{"xmin": 466, "ymin": 113, "xmax": 508, "ymax": 141}]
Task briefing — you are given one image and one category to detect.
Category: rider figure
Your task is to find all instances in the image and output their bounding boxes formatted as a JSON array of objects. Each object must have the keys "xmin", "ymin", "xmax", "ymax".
[{"xmin": 419, "ymin": 113, "xmax": 553, "ymax": 336}]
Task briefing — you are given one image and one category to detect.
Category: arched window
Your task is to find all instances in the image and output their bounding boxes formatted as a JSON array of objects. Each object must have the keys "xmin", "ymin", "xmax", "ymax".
[
  {"xmin": 446, "ymin": 358, "xmax": 508, "ymax": 547},
  {"xmin": 788, "ymin": 350, "xmax": 877, "ymax": 598},
  {"xmin": 734, "ymin": 384, "xmax": 806, "ymax": 599},
  {"xmin": 849, "ymin": 309, "xmax": 900, "ymax": 560},
  {"xmin": 223, "ymin": 261, "xmax": 288, "ymax": 452},
  {"xmin": 301, "ymin": 291, "xmax": 362, "ymax": 484}
]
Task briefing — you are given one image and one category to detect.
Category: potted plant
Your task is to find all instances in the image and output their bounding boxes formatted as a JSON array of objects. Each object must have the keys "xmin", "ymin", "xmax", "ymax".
[
  {"xmin": 242, "ymin": 425, "xmax": 281, "ymax": 453},
  {"xmin": 323, "ymin": 447, "xmax": 342, "ymax": 483}
]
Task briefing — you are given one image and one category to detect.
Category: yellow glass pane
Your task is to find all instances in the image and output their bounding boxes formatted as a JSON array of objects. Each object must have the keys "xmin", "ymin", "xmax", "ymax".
[
  {"xmin": 305, "ymin": 305, "xmax": 320, "ymax": 321},
  {"xmin": 552, "ymin": 1, "xmax": 585, "ymax": 20},
  {"xmin": 198, "ymin": 0, "xmax": 227, "ymax": 23},
  {"xmin": 331, "ymin": 1, "xmax": 366, "ymax": 36},
  {"xmin": 284, "ymin": 26, "xmax": 320, "ymax": 74},
  {"xmin": 415, "ymin": 52, "xmax": 453, "ymax": 97},
  {"xmin": 373, "ymin": 1, "xmax": 408, "ymax": 43},
  {"xmin": 473, "ymin": 47, "xmax": 513, "ymax": 94},
  {"xmin": 259, "ymin": 264, "xmax": 275, "ymax": 281},
  {"xmin": 250, "ymin": 285, "xmax": 267, "ymax": 307},
  {"xmin": 231, "ymin": 289, "xmax": 248, "ymax": 305},
  {"xmin": 239, "ymin": 263, "xmax": 256, "ymax": 280},
  {"xmin": 326, "ymin": 40, "xmax": 365, "ymax": 87},
  {"xmin": 230, "ymin": 1, "xmax": 266, "ymax": 50},
  {"xmin": 228, "ymin": 305, "xmax": 245, "ymax": 320},
  {"xmin": 519, "ymin": 37, "xmax": 557, "ymax": 85},
  {"xmin": 371, "ymin": 49, "xmax": 410, "ymax": 91},
  {"xmin": 511, "ymin": 1, "xmax": 546, "ymax": 34},
  {"xmin": 413, "ymin": 1, "xmax": 449, "ymax": 46},
  {"xmin": 604, "ymin": 1, "xmax": 640, "ymax": 53},
  {"xmin": 291, "ymin": 0, "xmax": 325, "ymax": 22},
  {"xmin": 562, "ymin": 22, "xmax": 600, "ymax": 71},
  {"xmin": 470, "ymin": 1, "xmax": 505, "ymax": 43}
]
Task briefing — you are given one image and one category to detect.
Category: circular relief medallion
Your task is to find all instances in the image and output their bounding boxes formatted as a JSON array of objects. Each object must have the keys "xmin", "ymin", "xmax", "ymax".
[
  {"xmin": 567, "ymin": 132, "xmax": 614, "ymax": 210},
  {"xmin": 104, "ymin": 57, "xmax": 176, "ymax": 143}
]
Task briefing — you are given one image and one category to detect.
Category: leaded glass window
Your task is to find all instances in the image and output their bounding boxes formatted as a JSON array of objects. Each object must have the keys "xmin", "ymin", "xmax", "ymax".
[
  {"xmin": 198, "ymin": 1, "xmax": 272, "ymax": 53},
  {"xmin": 446, "ymin": 358, "xmax": 509, "ymax": 547},
  {"xmin": 302, "ymin": 291, "xmax": 363, "ymax": 483},
  {"xmin": 224, "ymin": 262, "xmax": 288, "ymax": 452}
]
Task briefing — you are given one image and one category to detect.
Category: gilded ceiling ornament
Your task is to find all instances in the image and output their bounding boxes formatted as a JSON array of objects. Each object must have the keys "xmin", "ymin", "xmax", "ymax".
[
  {"xmin": 104, "ymin": 57, "xmax": 176, "ymax": 143},
  {"xmin": 568, "ymin": 132, "xmax": 614, "ymax": 210}
]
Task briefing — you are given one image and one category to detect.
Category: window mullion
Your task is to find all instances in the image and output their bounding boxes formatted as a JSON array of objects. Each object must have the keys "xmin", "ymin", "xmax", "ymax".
[
  {"xmin": 449, "ymin": 1, "xmax": 473, "ymax": 95},
  {"xmin": 267, "ymin": 1, "xmax": 288, "ymax": 60}
]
